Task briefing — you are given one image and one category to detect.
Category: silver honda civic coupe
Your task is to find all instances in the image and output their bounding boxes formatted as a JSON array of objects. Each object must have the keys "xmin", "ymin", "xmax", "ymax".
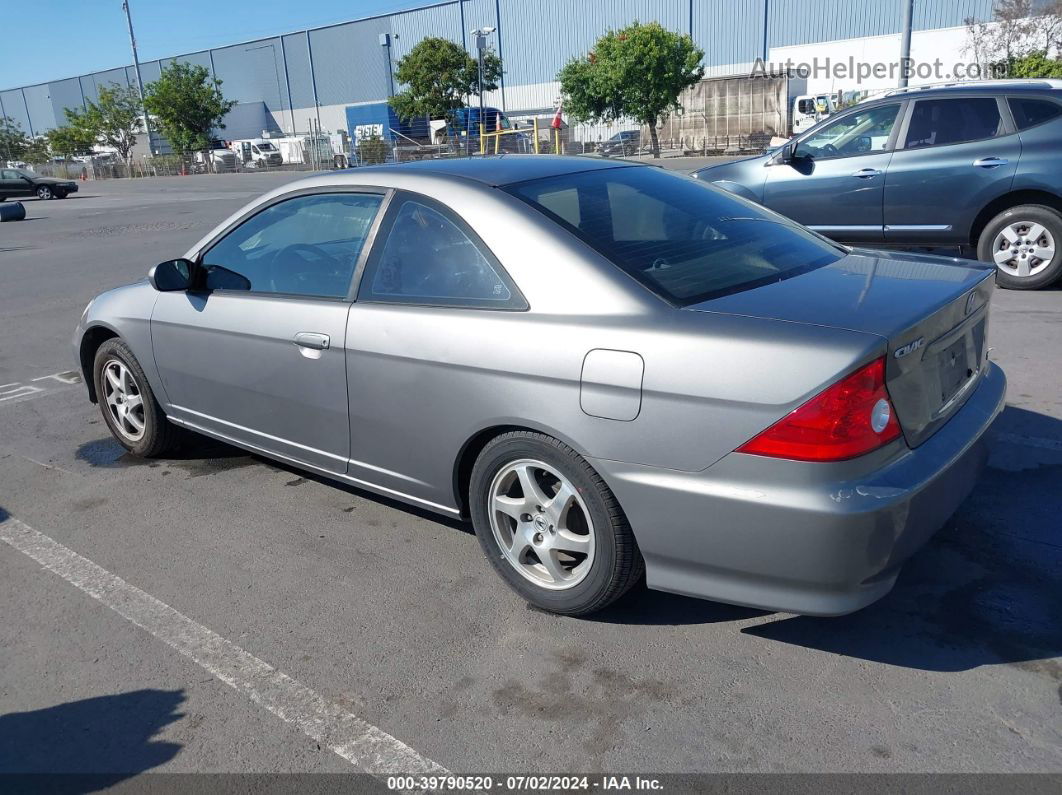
[{"xmin": 74, "ymin": 156, "xmax": 1006, "ymax": 617}]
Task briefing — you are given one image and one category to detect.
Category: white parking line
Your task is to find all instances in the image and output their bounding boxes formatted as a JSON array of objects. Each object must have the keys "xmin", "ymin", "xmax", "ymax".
[{"xmin": 0, "ymin": 513, "xmax": 450, "ymax": 781}]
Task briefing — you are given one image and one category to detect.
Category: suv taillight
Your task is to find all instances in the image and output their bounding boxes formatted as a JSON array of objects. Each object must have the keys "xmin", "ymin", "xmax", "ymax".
[{"xmin": 736, "ymin": 357, "xmax": 902, "ymax": 462}]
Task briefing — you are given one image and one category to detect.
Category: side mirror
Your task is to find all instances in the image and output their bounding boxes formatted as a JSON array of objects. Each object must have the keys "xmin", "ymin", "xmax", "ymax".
[
  {"xmin": 776, "ymin": 142, "xmax": 795, "ymax": 165},
  {"xmin": 149, "ymin": 258, "xmax": 193, "ymax": 291},
  {"xmin": 203, "ymin": 264, "xmax": 251, "ymax": 291}
]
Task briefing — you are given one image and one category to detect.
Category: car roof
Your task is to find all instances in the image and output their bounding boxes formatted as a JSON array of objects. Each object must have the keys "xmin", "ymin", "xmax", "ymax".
[
  {"xmin": 349, "ymin": 155, "xmax": 643, "ymax": 187},
  {"xmin": 864, "ymin": 79, "xmax": 1062, "ymax": 104}
]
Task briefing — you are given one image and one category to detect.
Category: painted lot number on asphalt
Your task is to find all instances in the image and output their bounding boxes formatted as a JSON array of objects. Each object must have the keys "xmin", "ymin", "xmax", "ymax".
[{"xmin": 0, "ymin": 370, "xmax": 82, "ymax": 405}]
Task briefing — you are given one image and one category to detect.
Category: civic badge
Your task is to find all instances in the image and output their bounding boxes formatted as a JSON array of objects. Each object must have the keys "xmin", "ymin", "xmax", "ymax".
[{"xmin": 894, "ymin": 337, "xmax": 925, "ymax": 359}]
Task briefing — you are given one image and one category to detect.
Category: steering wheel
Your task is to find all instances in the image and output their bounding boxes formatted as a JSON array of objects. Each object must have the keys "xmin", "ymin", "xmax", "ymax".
[
  {"xmin": 819, "ymin": 143, "xmax": 839, "ymax": 157},
  {"xmin": 271, "ymin": 243, "xmax": 343, "ymax": 294}
]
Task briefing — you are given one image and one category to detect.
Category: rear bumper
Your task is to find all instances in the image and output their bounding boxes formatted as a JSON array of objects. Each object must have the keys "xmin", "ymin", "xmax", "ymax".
[{"xmin": 590, "ymin": 362, "xmax": 1006, "ymax": 616}]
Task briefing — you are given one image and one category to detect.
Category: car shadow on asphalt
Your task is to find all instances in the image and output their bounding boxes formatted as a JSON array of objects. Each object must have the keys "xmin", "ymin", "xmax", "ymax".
[
  {"xmin": 75, "ymin": 435, "xmax": 471, "ymax": 533},
  {"xmin": 0, "ymin": 689, "xmax": 184, "ymax": 786}
]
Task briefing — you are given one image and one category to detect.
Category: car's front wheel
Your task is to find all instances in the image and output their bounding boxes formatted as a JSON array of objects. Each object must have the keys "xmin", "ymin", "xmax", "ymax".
[
  {"xmin": 470, "ymin": 431, "xmax": 644, "ymax": 616},
  {"xmin": 36, "ymin": 185, "xmax": 54, "ymax": 200},
  {"xmin": 93, "ymin": 339, "xmax": 180, "ymax": 457},
  {"xmin": 978, "ymin": 204, "xmax": 1062, "ymax": 290}
]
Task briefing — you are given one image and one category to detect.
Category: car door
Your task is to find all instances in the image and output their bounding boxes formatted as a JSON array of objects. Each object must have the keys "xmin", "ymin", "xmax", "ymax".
[
  {"xmin": 0, "ymin": 169, "xmax": 29, "ymax": 198},
  {"xmin": 343, "ymin": 194, "xmax": 527, "ymax": 506},
  {"xmin": 763, "ymin": 102, "xmax": 903, "ymax": 242},
  {"xmin": 883, "ymin": 95, "xmax": 1020, "ymax": 246},
  {"xmin": 150, "ymin": 189, "xmax": 386, "ymax": 473}
]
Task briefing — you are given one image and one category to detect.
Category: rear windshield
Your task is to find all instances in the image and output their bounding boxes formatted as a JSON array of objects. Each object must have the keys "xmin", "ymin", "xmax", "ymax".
[{"xmin": 505, "ymin": 166, "xmax": 843, "ymax": 305}]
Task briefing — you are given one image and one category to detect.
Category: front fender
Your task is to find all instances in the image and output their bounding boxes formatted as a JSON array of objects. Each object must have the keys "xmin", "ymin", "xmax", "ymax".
[{"xmin": 74, "ymin": 282, "xmax": 163, "ymax": 405}]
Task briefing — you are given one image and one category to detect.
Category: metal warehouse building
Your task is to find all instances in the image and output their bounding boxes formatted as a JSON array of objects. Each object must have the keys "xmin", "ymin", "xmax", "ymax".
[{"xmin": 0, "ymin": 0, "xmax": 995, "ymax": 144}]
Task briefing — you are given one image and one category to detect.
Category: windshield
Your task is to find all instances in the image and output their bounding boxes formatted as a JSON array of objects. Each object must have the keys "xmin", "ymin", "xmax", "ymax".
[
  {"xmin": 16, "ymin": 168, "xmax": 39, "ymax": 178},
  {"xmin": 257, "ymin": 142, "xmax": 277, "ymax": 151},
  {"xmin": 506, "ymin": 167, "xmax": 843, "ymax": 305}
]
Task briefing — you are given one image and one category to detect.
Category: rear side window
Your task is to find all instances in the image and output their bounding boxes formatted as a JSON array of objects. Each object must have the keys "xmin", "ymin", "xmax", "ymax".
[
  {"xmin": 1008, "ymin": 97, "xmax": 1062, "ymax": 130},
  {"xmin": 506, "ymin": 167, "xmax": 843, "ymax": 305},
  {"xmin": 904, "ymin": 98, "xmax": 1003, "ymax": 148},
  {"xmin": 358, "ymin": 199, "xmax": 525, "ymax": 309}
]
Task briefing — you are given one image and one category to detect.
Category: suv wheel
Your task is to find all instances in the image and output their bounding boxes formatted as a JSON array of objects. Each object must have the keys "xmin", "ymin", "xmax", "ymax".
[
  {"xmin": 470, "ymin": 431, "xmax": 644, "ymax": 616},
  {"xmin": 978, "ymin": 204, "xmax": 1062, "ymax": 290}
]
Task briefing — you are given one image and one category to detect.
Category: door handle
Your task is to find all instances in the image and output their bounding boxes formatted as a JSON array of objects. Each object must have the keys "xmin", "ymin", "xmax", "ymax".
[
  {"xmin": 972, "ymin": 157, "xmax": 1008, "ymax": 168},
  {"xmin": 851, "ymin": 168, "xmax": 882, "ymax": 178},
  {"xmin": 292, "ymin": 332, "xmax": 330, "ymax": 351}
]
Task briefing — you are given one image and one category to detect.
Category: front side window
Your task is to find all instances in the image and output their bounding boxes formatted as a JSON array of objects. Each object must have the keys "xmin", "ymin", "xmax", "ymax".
[
  {"xmin": 359, "ymin": 199, "xmax": 523, "ymax": 308},
  {"xmin": 200, "ymin": 192, "xmax": 382, "ymax": 298},
  {"xmin": 796, "ymin": 104, "xmax": 900, "ymax": 160},
  {"xmin": 507, "ymin": 166, "xmax": 843, "ymax": 305},
  {"xmin": 904, "ymin": 98, "xmax": 1003, "ymax": 149},
  {"xmin": 1008, "ymin": 97, "xmax": 1062, "ymax": 130}
]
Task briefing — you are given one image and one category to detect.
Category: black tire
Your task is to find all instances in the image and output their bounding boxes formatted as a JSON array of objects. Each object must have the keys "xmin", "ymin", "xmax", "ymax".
[
  {"xmin": 55, "ymin": 189, "xmax": 68, "ymax": 199},
  {"xmin": 93, "ymin": 338, "xmax": 180, "ymax": 458},
  {"xmin": 36, "ymin": 185, "xmax": 54, "ymax": 200},
  {"xmin": 977, "ymin": 204, "xmax": 1062, "ymax": 290},
  {"xmin": 470, "ymin": 431, "xmax": 644, "ymax": 616}
]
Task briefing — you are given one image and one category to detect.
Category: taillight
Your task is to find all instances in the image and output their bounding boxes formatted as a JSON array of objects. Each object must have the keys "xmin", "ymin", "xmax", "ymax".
[{"xmin": 736, "ymin": 357, "xmax": 902, "ymax": 462}]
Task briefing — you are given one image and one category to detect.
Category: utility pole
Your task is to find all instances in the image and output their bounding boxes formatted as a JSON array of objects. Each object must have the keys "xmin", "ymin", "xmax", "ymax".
[
  {"xmin": 122, "ymin": 1, "xmax": 154, "ymax": 154},
  {"xmin": 898, "ymin": 0, "xmax": 914, "ymax": 88}
]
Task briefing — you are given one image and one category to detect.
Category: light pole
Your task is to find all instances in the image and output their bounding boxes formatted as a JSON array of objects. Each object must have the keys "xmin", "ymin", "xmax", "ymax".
[
  {"xmin": 246, "ymin": 43, "xmax": 290, "ymax": 135},
  {"xmin": 898, "ymin": 0, "xmax": 914, "ymax": 88},
  {"xmin": 471, "ymin": 26, "xmax": 496, "ymax": 154},
  {"xmin": 122, "ymin": 1, "xmax": 154, "ymax": 155}
]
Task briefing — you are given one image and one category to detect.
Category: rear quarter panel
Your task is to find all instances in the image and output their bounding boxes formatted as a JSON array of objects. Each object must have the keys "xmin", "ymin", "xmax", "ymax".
[{"xmin": 1012, "ymin": 114, "xmax": 1062, "ymax": 197}]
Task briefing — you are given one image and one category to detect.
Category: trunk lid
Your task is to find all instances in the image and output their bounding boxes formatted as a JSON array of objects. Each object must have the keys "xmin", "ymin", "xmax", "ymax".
[{"xmin": 686, "ymin": 249, "xmax": 995, "ymax": 446}]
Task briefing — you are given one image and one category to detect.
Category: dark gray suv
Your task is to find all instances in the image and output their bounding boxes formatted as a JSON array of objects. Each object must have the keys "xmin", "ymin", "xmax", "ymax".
[{"xmin": 693, "ymin": 80, "xmax": 1062, "ymax": 289}]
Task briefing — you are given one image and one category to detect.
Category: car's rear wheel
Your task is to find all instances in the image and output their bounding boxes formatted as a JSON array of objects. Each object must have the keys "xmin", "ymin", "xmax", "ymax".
[
  {"xmin": 36, "ymin": 185, "xmax": 54, "ymax": 200},
  {"xmin": 978, "ymin": 204, "xmax": 1062, "ymax": 290},
  {"xmin": 470, "ymin": 431, "xmax": 644, "ymax": 615},
  {"xmin": 93, "ymin": 339, "xmax": 180, "ymax": 458}
]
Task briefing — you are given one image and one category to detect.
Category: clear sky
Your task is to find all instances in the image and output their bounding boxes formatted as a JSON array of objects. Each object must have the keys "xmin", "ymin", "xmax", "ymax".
[{"xmin": 2, "ymin": 0, "xmax": 426, "ymax": 89}]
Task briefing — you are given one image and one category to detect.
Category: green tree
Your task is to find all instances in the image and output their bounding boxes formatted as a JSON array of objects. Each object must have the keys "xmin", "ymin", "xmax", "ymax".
[
  {"xmin": 46, "ymin": 123, "xmax": 95, "ymax": 159},
  {"xmin": 0, "ymin": 116, "xmax": 30, "ymax": 162},
  {"xmin": 558, "ymin": 21, "xmax": 704, "ymax": 158},
  {"xmin": 22, "ymin": 136, "xmax": 50, "ymax": 164},
  {"xmin": 143, "ymin": 62, "xmax": 236, "ymax": 154},
  {"xmin": 999, "ymin": 50, "xmax": 1062, "ymax": 78},
  {"xmin": 389, "ymin": 36, "xmax": 501, "ymax": 122},
  {"xmin": 82, "ymin": 83, "xmax": 143, "ymax": 165}
]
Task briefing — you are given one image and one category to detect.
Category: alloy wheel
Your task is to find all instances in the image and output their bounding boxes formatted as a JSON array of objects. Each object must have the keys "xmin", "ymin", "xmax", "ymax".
[
  {"xmin": 993, "ymin": 221, "xmax": 1056, "ymax": 278},
  {"xmin": 37, "ymin": 186, "xmax": 53, "ymax": 200},
  {"xmin": 102, "ymin": 359, "xmax": 146, "ymax": 441},
  {"xmin": 488, "ymin": 458, "xmax": 596, "ymax": 590}
]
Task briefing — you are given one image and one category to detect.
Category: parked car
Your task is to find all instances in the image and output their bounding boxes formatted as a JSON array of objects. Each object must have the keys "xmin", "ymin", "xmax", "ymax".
[
  {"xmin": 598, "ymin": 130, "xmax": 641, "ymax": 157},
  {"xmin": 693, "ymin": 79, "xmax": 1062, "ymax": 290},
  {"xmin": 0, "ymin": 167, "xmax": 78, "ymax": 200},
  {"xmin": 74, "ymin": 157, "xmax": 1005, "ymax": 617}
]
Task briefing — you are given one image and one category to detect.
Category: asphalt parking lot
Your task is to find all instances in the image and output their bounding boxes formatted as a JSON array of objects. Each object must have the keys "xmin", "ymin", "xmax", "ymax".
[{"xmin": 1, "ymin": 169, "xmax": 1060, "ymax": 780}]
